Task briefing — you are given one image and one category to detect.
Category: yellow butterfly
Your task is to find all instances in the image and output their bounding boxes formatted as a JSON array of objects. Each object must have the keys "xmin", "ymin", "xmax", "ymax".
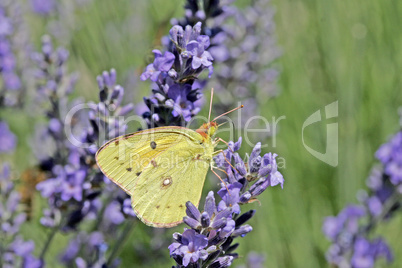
[{"xmin": 95, "ymin": 92, "xmax": 242, "ymax": 228}]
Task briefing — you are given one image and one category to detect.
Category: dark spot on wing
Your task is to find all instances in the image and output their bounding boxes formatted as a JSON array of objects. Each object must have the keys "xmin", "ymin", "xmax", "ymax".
[
  {"xmin": 115, "ymin": 140, "xmax": 119, "ymax": 145},
  {"xmin": 136, "ymin": 172, "xmax": 142, "ymax": 176},
  {"xmin": 114, "ymin": 156, "xmax": 119, "ymax": 160},
  {"xmin": 150, "ymin": 141, "xmax": 157, "ymax": 149},
  {"xmin": 151, "ymin": 160, "xmax": 157, "ymax": 167},
  {"xmin": 156, "ymin": 205, "xmax": 160, "ymax": 209},
  {"xmin": 167, "ymin": 205, "xmax": 170, "ymax": 208},
  {"xmin": 179, "ymin": 204, "xmax": 183, "ymax": 208},
  {"xmin": 126, "ymin": 167, "xmax": 132, "ymax": 172}
]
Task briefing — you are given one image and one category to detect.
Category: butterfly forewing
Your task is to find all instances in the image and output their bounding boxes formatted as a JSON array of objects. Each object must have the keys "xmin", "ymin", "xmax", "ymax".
[{"xmin": 96, "ymin": 127, "xmax": 200, "ymax": 194}]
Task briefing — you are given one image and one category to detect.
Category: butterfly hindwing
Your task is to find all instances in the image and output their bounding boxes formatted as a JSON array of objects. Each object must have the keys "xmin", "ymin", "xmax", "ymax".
[{"xmin": 131, "ymin": 141, "xmax": 210, "ymax": 227}]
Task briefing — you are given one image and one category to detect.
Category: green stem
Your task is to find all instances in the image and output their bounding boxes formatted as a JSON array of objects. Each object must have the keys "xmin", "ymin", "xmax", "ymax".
[
  {"xmin": 39, "ymin": 224, "xmax": 59, "ymax": 261},
  {"xmin": 106, "ymin": 220, "xmax": 136, "ymax": 266}
]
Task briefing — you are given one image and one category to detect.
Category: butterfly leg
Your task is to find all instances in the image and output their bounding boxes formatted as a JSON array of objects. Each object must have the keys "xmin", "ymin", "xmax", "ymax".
[
  {"xmin": 213, "ymin": 167, "xmax": 228, "ymax": 176},
  {"xmin": 214, "ymin": 138, "xmax": 235, "ymax": 153},
  {"xmin": 211, "ymin": 166, "xmax": 230, "ymax": 192},
  {"xmin": 213, "ymin": 149, "xmax": 240, "ymax": 174}
]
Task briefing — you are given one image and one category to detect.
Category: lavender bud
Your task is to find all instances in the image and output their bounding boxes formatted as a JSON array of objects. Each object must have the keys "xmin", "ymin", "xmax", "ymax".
[
  {"xmin": 249, "ymin": 142, "xmax": 261, "ymax": 161},
  {"xmin": 258, "ymin": 166, "xmax": 271, "ymax": 177},
  {"xmin": 204, "ymin": 191, "xmax": 216, "ymax": 217},
  {"xmin": 235, "ymin": 210, "xmax": 255, "ymax": 226},
  {"xmin": 110, "ymin": 68, "xmax": 116, "ymax": 85},
  {"xmin": 214, "ymin": 207, "xmax": 232, "ymax": 222},
  {"xmin": 183, "ymin": 216, "xmax": 201, "ymax": 229},
  {"xmin": 201, "ymin": 212, "xmax": 210, "ymax": 228},
  {"xmin": 102, "ymin": 71, "xmax": 110, "ymax": 87},
  {"xmin": 96, "ymin": 75, "xmax": 104, "ymax": 90},
  {"xmin": 169, "ymin": 25, "xmax": 183, "ymax": 44},
  {"xmin": 226, "ymin": 243, "xmax": 239, "ymax": 253},
  {"xmin": 239, "ymin": 191, "xmax": 251, "ymax": 203},
  {"xmin": 172, "ymin": 232, "xmax": 182, "ymax": 243},
  {"xmin": 185, "ymin": 201, "xmax": 201, "ymax": 221},
  {"xmin": 168, "ymin": 69, "xmax": 177, "ymax": 79},
  {"xmin": 232, "ymin": 224, "xmax": 253, "ymax": 237},
  {"xmin": 110, "ymin": 86, "xmax": 121, "ymax": 100},
  {"xmin": 249, "ymin": 155, "xmax": 261, "ymax": 173},
  {"xmin": 209, "ymin": 256, "xmax": 234, "ymax": 268},
  {"xmin": 211, "ymin": 218, "xmax": 227, "ymax": 230}
]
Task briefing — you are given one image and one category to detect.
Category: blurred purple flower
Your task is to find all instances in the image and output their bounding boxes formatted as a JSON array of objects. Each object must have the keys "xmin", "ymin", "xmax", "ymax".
[
  {"xmin": 351, "ymin": 237, "xmax": 393, "ymax": 268},
  {"xmin": 323, "ymin": 127, "xmax": 402, "ymax": 267},
  {"xmin": 169, "ymin": 229, "xmax": 210, "ymax": 266},
  {"xmin": 140, "ymin": 22, "xmax": 213, "ymax": 127},
  {"xmin": 140, "ymin": 50, "xmax": 175, "ymax": 81},
  {"xmin": 30, "ymin": 0, "xmax": 55, "ymax": 16},
  {"xmin": 376, "ymin": 131, "xmax": 402, "ymax": 185},
  {"xmin": 103, "ymin": 201, "xmax": 125, "ymax": 225},
  {"xmin": 0, "ymin": 121, "xmax": 17, "ymax": 153}
]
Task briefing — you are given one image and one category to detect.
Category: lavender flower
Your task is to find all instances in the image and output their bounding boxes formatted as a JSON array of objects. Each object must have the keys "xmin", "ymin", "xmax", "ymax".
[
  {"xmin": 169, "ymin": 229, "xmax": 213, "ymax": 266},
  {"xmin": 59, "ymin": 231, "xmax": 116, "ymax": 268},
  {"xmin": 170, "ymin": 139, "xmax": 284, "ymax": 267},
  {"xmin": 0, "ymin": 1, "xmax": 31, "ymax": 107},
  {"xmin": 210, "ymin": 0, "xmax": 280, "ymax": 131},
  {"xmin": 140, "ymin": 22, "xmax": 213, "ymax": 127},
  {"xmin": 376, "ymin": 131, "xmax": 402, "ymax": 186},
  {"xmin": 30, "ymin": 0, "xmax": 55, "ymax": 16},
  {"xmin": 0, "ymin": 162, "xmax": 42, "ymax": 268},
  {"xmin": 140, "ymin": 50, "xmax": 175, "ymax": 82},
  {"xmin": 323, "ymin": 127, "xmax": 402, "ymax": 267},
  {"xmin": 30, "ymin": 36, "xmax": 137, "ymax": 266},
  {"xmin": 0, "ymin": 121, "xmax": 16, "ymax": 153}
]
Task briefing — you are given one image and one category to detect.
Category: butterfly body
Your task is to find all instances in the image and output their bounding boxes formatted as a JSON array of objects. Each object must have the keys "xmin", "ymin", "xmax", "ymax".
[{"xmin": 96, "ymin": 122, "xmax": 218, "ymax": 228}]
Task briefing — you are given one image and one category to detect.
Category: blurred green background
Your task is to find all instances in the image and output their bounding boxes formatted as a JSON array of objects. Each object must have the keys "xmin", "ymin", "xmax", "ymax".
[{"xmin": 7, "ymin": 0, "xmax": 402, "ymax": 267}]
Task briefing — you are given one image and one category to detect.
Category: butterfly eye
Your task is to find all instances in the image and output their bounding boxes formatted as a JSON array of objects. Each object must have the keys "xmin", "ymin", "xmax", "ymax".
[{"xmin": 150, "ymin": 141, "xmax": 157, "ymax": 149}]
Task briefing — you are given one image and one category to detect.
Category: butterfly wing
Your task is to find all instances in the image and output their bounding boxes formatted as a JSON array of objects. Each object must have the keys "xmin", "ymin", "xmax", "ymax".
[
  {"xmin": 95, "ymin": 127, "xmax": 202, "ymax": 195},
  {"xmin": 131, "ymin": 138, "xmax": 211, "ymax": 228}
]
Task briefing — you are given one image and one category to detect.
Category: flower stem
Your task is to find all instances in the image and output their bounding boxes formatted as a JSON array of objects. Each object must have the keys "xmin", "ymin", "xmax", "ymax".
[
  {"xmin": 39, "ymin": 224, "xmax": 59, "ymax": 261},
  {"xmin": 106, "ymin": 219, "xmax": 136, "ymax": 266}
]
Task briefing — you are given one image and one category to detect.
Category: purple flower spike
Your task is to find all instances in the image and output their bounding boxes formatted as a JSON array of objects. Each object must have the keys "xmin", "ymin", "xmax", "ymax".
[
  {"xmin": 218, "ymin": 182, "xmax": 242, "ymax": 214},
  {"xmin": 323, "ymin": 120, "xmax": 402, "ymax": 268},
  {"xmin": 170, "ymin": 229, "xmax": 209, "ymax": 266}
]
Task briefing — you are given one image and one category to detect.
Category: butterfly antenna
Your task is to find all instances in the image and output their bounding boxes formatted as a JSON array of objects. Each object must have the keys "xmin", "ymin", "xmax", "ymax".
[
  {"xmin": 218, "ymin": 121, "xmax": 227, "ymax": 128},
  {"xmin": 212, "ymin": 104, "xmax": 244, "ymax": 122},
  {"xmin": 208, "ymin": 88, "xmax": 214, "ymax": 123}
]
